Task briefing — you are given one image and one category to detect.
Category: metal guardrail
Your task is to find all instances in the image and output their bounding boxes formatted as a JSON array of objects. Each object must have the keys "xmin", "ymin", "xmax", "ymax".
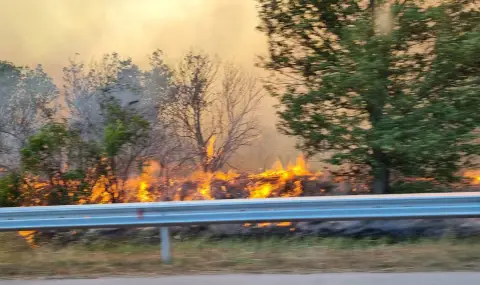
[{"xmin": 1, "ymin": 192, "xmax": 480, "ymax": 263}]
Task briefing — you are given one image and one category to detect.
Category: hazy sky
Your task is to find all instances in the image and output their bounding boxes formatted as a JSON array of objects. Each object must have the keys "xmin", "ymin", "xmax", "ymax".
[
  {"xmin": 0, "ymin": 0, "xmax": 304, "ymax": 169},
  {"xmin": 0, "ymin": 0, "xmax": 268, "ymax": 73}
]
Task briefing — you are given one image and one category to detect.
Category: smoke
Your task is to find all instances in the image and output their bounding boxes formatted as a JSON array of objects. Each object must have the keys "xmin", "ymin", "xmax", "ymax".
[
  {"xmin": 0, "ymin": 0, "xmax": 266, "ymax": 73},
  {"xmin": 0, "ymin": 0, "xmax": 301, "ymax": 169}
]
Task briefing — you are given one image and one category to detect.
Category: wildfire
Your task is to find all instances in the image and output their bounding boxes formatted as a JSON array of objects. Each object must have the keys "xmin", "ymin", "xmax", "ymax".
[
  {"xmin": 15, "ymin": 144, "xmax": 480, "ymax": 246},
  {"xmin": 116, "ymin": 159, "xmax": 480, "ymax": 203},
  {"xmin": 16, "ymin": 152, "xmax": 480, "ymax": 207}
]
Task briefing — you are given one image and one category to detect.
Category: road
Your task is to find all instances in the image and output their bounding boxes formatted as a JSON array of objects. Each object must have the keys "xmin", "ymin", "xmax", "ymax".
[{"xmin": 1, "ymin": 273, "xmax": 479, "ymax": 285}]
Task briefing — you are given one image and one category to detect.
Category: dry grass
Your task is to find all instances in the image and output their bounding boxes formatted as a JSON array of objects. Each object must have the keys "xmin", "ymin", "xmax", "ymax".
[{"xmin": 1, "ymin": 233, "xmax": 480, "ymax": 278}]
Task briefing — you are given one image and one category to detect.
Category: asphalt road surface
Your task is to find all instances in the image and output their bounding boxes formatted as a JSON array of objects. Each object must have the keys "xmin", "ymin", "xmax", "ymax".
[{"xmin": 1, "ymin": 273, "xmax": 480, "ymax": 285}]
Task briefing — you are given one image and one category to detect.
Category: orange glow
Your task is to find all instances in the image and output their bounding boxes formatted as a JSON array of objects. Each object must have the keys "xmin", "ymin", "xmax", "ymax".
[
  {"xmin": 249, "ymin": 155, "xmax": 314, "ymax": 180},
  {"xmin": 245, "ymin": 155, "xmax": 316, "ymax": 199},
  {"xmin": 18, "ymin": 231, "xmax": 37, "ymax": 248},
  {"xmin": 464, "ymin": 170, "xmax": 480, "ymax": 185},
  {"xmin": 197, "ymin": 171, "xmax": 215, "ymax": 200},
  {"xmin": 206, "ymin": 135, "xmax": 216, "ymax": 163},
  {"xmin": 113, "ymin": 153, "xmax": 317, "ymax": 202},
  {"xmin": 18, "ymin": 148, "xmax": 480, "ymax": 246},
  {"xmin": 90, "ymin": 175, "xmax": 118, "ymax": 203},
  {"xmin": 248, "ymin": 182, "xmax": 274, "ymax": 199},
  {"xmin": 126, "ymin": 161, "xmax": 160, "ymax": 202},
  {"xmin": 244, "ymin": 221, "xmax": 292, "ymax": 228},
  {"xmin": 214, "ymin": 170, "xmax": 240, "ymax": 181}
]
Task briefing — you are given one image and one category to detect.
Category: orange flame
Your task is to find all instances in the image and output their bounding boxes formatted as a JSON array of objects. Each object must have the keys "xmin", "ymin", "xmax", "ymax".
[
  {"xmin": 245, "ymin": 155, "xmax": 316, "ymax": 199},
  {"xmin": 206, "ymin": 135, "xmax": 216, "ymax": 162},
  {"xmin": 21, "ymin": 147, "xmax": 480, "ymax": 246},
  {"xmin": 464, "ymin": 170, "xmax": 480, "ymax": 185},
  {"xmin": 127, "ymin": 161, "xmax": 160, "ymax": 202},
  {"xmin": 18, "ymin": 231, "xmax": 37, "ymax": 247}
]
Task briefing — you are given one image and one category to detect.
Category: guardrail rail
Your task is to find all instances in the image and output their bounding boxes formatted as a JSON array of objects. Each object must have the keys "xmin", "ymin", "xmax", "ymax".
[{"xmin": 1, "ymin": 192, "xmax": 480, "ymax": 263}]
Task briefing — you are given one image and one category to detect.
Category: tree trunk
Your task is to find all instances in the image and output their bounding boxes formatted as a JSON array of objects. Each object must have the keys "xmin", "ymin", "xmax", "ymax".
[{"xmin": 372, "ymin": 149, "xmax": 390, "ymax": 194}]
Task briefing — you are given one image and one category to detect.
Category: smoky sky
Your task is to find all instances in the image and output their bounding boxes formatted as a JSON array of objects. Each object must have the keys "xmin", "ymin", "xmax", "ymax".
[{"xmin": 0, "ymin": 0, "xmax": 267, "ymax": 73}]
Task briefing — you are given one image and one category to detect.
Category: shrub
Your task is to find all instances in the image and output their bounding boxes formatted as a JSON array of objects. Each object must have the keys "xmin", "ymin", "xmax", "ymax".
[
  {"xmin": 0, "ymin": 173, "xmax": 21, "ymax": 207},
  {"xmin": 390, "ymin": 180, "xmax": 449, "ymax": 194}
]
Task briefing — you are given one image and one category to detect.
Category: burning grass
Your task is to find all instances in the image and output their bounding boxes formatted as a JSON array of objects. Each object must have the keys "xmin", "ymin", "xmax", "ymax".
[
  {"xmin": 2, "ymin": 232, "xmax": 480, "ymax": 277},
  {"xmin": 11, "ymin": 151, "xmax": 480, "ymax": 207},
  {"xmin": 90, "ymin": 156, "xmax": 480, "ymax": 202}
]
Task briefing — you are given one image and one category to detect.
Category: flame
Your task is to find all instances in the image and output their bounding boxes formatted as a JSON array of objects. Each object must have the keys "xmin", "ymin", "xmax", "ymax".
[
  {"xmin": 244, "ymin": 221, "xmax": 292, "ymax": 228},
  {"xmin": 22, "ymin": 150, "xmax": 480, "ymax": 206},
  {"xmin": 130, "ymin": 161, "xmax": 160, "ymax": 202},
  {"xmin": 130, "ymin": 154, "xmax": 315, "ymax": 202},
  {"xmin": 19, "ymin": 145, "xmax": 480, "ymax": 246},
  {"xmin": 89, "ymin": 160, "xmax": 161, "ymax": 203},
  {"xmin": 18, "ymin": 231, "xmax": 37, "ymax": 248},
  {"xmin": 206, "ymin": 135, "xmax": 216, "ymax": 162},
  {"xmin": 248, "ymin": 182, "xmax": 274, "ymax": 199},
  {"xmin": 250, "ymin": 155, "xmax": 313, "ymax": 180},
  {"xmin": 214, "ymin": 170, "xmax": 240, "ymax": 181},
  {"xmin": 196, "ymin": 171, "xmax": 215, "ymax": 200},
  {"xmin": 464, "ymin": 170, "xmax": 480, "ymax": 185},
  {"xmin": 244, "ymin": 155, "xmax": 315, "ymax": 199},
  {"xmin": 15, "ymin": 153, "xmax": 317, "ymax": 246},
  {"xmin": 138, "ymin": 181, "xmax": 150, "ymax": 202},
  {"xmin": 90, "ymin": 175, "xmax": 118, "ymax": 203}
]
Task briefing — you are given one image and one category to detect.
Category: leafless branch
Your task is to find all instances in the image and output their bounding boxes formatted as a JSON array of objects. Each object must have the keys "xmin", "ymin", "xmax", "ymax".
[{"xmin": 161, "ymin": 50, "xmax": 264, "ymax": 172}]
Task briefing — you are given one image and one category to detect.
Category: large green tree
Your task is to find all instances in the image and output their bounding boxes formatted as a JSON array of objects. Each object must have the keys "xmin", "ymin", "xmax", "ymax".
[{"xmin": 257, "ymin": 0, "xmax": 480, "ymax": 193}]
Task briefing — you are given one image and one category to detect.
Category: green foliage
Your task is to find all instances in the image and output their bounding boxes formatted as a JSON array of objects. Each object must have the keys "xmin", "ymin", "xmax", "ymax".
[
  {"xmin": 103, "ymin": 101, "xmax": 150, "ymax": 158},
  {"xmin": 0, "ymin": 61, "xmax": 21, "ymax": 87},
  {"xmin": 389, "ymin": 180, "xmax": 448, "ymax": 194},
  {"xmin": 0, "ymin": 173, "xmax": 21, "ymax": 207},
  {"xmin": 21, "ymin": 123, "xmax": 72, "ymax": 176},
  {"xmin": 98, "ymin": 100, "xmax": 151, "ymax": 202},
  {"xmin": 20, "ymin": 123, "xmax": 99, "ymax": 205},
  {"xmin": 257, "ymin": 0, "xmax": 480, "ymax": 192},
  {"xmin": 19, "ymin": 71, "xmax": 151, "ymax": 205}
]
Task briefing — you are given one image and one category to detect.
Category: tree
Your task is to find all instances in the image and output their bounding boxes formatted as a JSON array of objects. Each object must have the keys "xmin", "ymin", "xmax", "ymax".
[
  {"xmin": 162, "ymin": 50, "xmax": 264, "ymax": 172},
  {"xmin": 101, "ymin": 99, "xmax": 151, "ymax": 202},
  {"xmin": 137, "ymin": 50, "xmax": 186, "ymax": 179},
  {"xmin": 20, "ymin": 123, "xmax": 100, "ymax": 205},
  {"xmin": 63, "ymin": 53, "xmax": 155, "ymax": 202},
  {"xmin": 0, "ymin": 61, "xmax": 58, "ymax": 171},
  {"xmin": 257, "ymin": 0, "xmax": 480, "ymax": 193},
  {"xmin": 62, "ymin": 51, "xmax": 185, "ymax": 200},
  {"xmin": 0, "ymin": 173, "xmax": 21, "ymax": 207},
  {"xmin": 63, "ymin": 53, "xmax": 141, "ymax": 143}
]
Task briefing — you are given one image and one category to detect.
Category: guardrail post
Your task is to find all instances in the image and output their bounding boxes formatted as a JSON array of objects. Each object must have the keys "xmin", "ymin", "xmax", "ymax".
[{"xmin": 160, "ymin": 227, "xmax": 172, "ymax": 264}]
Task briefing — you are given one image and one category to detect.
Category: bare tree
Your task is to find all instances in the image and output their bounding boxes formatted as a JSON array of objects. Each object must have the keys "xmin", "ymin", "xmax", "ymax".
[
  {"xmin": 137, "ymin": 50, "xmax": 188, "ymax": 179},
  {"xmin": 161, "ymin": 50, "xmax": 264, "ymax": 172}
]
